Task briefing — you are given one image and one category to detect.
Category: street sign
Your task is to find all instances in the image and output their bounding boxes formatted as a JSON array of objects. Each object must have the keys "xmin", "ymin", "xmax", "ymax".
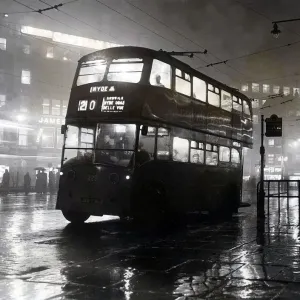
[{"xmin": 265, "ymin": 114, "xmax": 282, "ymax": 137}]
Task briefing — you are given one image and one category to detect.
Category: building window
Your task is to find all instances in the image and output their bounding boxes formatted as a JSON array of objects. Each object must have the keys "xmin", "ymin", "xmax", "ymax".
[
  {"xmin": 46, "ymin": 47, "xmax": 54, "ymax": 58},
  {"xmin": 267, "ymin": 154, "xmax": 275, "ymax": 164},
  {"xmin": 252, "ymin": 99, "xmax": 259, "ymax": 109},
  {"xmin": 252, "ymin": 83, "xmax": 259, "ymax": 92},
  {"xmin": 42, "ymin": 127, "xmax": 55, "ymax": 148},
  {"xmin": 263, "ymin": 84, "xmax": 270, "ymax": 93},
  {"xmin": 0, "ymin": 95, "xmax": 5, "ymax": 108},
  {"xmin": 241, "ymin": 84, "xmax": 248, "ymax": 92},
  {"xmin": 21, "ymin": 70, "xmax": 31, "ymax": 84},
  {"xmin": 42, "ymin": 99, "xmax": 50, "ymax": 115},
  {"xmin": 62, "ymin": 100, "xmax": 68, "ymax": 116},
  {"xmin": 0, "ymin": 38, "xmax": 6, "ymax": 50},
  {"xmin": 294, "ymin": 88, "xmax": 300, "ymax": 97},
  {"xmin": 296, "ymin": 111, "xmax": 300, "ymax": 117},
  {"xmin": 23, "ymin": 45, "xmax": 30, "ymax": 54},
  {"xmin": 18, "ymin": 128, "xmax": 28, "ymax": 146},
  {"xmin": 52, "ymin": 100, "xmax": 61, "ymax": 115},
  {"xmin": 273, "ymin": 85, "xmax": 280, "ymax": 94},
  {"xmin": 283, "ymin": 87, "xmax": 290, "ymax": 96},
  {"xmin": 268, "ymin": 139, "xmax": 274, "ymax": 146},
  {"xmin": 253, "ymin": 115, "xmax": 258, "ymax": 124}
]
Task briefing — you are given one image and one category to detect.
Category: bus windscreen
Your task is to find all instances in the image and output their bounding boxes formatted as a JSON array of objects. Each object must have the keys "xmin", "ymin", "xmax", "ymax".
[{"xmin": 77, "ymin": 59, "xmax": 107, "ymax": 86}]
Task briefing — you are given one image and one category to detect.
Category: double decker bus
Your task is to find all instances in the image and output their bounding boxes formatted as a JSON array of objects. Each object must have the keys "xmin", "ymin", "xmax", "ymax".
[{"xmin": 56, "ymin": 46, "xmax": 253, "ymax": 224}]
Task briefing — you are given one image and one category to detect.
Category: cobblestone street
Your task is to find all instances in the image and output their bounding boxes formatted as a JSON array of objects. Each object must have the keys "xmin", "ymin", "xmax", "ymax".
[{"xmin": 1, "ymin": 193, "xmax": 300, "ymax": 299}]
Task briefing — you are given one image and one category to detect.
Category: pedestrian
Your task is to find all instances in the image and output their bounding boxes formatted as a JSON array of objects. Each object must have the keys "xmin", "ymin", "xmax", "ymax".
[
  {"xmin": 24, "ymin": 172, "xmax": 31, "ymax": 195},
  {"xmin": 2, "ymin": 169, "xmax": 10, "ymax": 195},
  {"xmin": 36, "ymin": 170, "xmax": 42, "ymax": 194},
  {"xmin": 41, "ymin": 170, "xmax": 47, "ymax": 194},
  {"xmin": 48, "ymin": 170, "xmax": 55, "ymax": 194}
]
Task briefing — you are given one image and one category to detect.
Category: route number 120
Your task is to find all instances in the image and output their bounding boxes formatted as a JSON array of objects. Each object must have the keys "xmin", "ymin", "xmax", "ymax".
[{"xmin": 78, "ymin": 100, "xmax": 96, "ymax": 111}]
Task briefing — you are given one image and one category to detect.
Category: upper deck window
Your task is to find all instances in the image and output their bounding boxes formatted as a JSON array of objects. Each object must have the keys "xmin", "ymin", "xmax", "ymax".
[
  {"xmin": 243, "ymin": 100, "xmax": 251, "ymax": 117},
  {"xmin": 207, "ymin": 84, "xmax": 220, "ymax": 107},
  {"xmin": 77, "ymin": 59, "xmax": 106, "ymax": 86},
  {"xmin": 221, "ymin": 90, "xmax": 232, "ymax": 112},
  {"xmin": 193, "ymin": 77, "xmax": 206, "ymax": 102},
  {"xmin": 175, "ymin": 69, "xmax": 191, "ymax": 96},
  {"xmin": 233, "ymin": 96, "xmax": 242, "ymax": 112},
  {"xmin": 150, "ymin": 59, "xmax": 171, "ymax": 89},
  {"xmin": 107, "ymin": 58, "xmax": 143, "ymax": 83}
]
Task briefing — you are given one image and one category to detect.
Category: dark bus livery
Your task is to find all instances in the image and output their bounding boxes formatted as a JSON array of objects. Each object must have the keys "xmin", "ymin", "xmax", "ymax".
[{"xmin": 56, "ymin": 46, "xmax": 253, "ymax": 223}]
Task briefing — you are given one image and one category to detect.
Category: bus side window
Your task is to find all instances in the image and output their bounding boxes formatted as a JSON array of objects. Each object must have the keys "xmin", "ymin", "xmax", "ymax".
[
  {"xmin": 208, "ymin": 84, "xmax": 220, "ymax": 107},
  {"xmin": 233, "ymin": 96, "xmax": 242, "ymax": 113},
  {"xmin": 193, "ymin": 77, "xmax": 206, "ymax": 102},
  {"xmin": 221, "ymin": 90, "xmax": 232, "ymax": 112},
  {"xmin": 139, "ymin": 126, "xmax": 155, "ymax": 160},
  {"xmin": 65, "ymin": 125, "xmax": 79, "ymax": 147},
  {"xmin": 173, "ymin": 137, "xmax": 189, "ymax": 162},
  {"xmin": 219, "ymin": 146, "xmax": 230, "ymax": 162},
  {"xmin": 231, "ymin": 148, "xmax": 240, "ymax": 164},
  {"xmin": 150, "ymin": 59, "xmax": 171, "ymax": 89},
  {"xmin": 157, "ymin": 128, "xmax": 171, "ymax": 160},
  {"xmin": 175, "ymin": 69, "xmax": 191, "ymax": 96},
  {"xmin": 190, "ymin": 141, "xmax": 204, "ymax": 164},
  {"xmin": 205, "ymin": 143, "xmax": 218, "ymax": 165}
]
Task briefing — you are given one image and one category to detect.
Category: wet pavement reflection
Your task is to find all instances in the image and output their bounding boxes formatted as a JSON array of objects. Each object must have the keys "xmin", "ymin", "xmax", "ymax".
[{"xmin": 1, "ymin": 193, "xmax": 300, "ymax": 299}]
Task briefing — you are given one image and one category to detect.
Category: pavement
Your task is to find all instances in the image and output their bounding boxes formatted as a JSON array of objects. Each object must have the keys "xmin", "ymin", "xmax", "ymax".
[{"xmin": 1, "ymin": 193, "xmax": 300, "ymax": 299}]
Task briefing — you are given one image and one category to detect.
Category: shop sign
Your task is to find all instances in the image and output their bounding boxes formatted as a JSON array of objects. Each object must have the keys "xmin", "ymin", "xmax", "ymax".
[{"xmin": 38, "ymin": 116, "xmax": 65, "ymax": 125}]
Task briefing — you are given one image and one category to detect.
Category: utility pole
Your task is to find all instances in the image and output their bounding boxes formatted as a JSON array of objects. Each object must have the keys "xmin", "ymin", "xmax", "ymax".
[{"xmin": 258, "ymin": 115, "xmax": 265, "ymax": 219}]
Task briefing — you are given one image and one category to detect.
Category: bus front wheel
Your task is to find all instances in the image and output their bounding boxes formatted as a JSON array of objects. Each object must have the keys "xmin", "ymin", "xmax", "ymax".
[{"xmin": 62, "ymin": 210, "xmax": 90, "ymax": 224}]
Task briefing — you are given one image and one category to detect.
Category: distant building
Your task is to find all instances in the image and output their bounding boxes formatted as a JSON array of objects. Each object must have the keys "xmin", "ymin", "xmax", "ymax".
[
  {"xmin": 0, "ymin": 22, "xmax": 120, "ymax": 186},
  {"xmin": 240, "ymin": 82, "xmax": 300, "ymax": 181}
]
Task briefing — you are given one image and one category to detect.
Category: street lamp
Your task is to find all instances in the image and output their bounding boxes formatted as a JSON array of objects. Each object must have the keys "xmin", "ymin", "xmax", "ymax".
[
  {"xmin": 271, "ymin": 23, "xmax": 281, "ymax": 38},
  {"xmin": 271, "ymin": 17, "xmax": 300, "ymax": 38}
]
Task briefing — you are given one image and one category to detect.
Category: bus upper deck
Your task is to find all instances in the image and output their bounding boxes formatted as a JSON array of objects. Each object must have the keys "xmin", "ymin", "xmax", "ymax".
[{"xmin": 66, "ymin": 46, "xmax": 253, "ymax": 148}]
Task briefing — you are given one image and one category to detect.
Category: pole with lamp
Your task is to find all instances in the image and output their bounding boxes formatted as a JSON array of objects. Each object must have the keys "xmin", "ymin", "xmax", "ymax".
[{"xmin": 271, "ymin": 18, "xmax": 300, "ymax": 38}]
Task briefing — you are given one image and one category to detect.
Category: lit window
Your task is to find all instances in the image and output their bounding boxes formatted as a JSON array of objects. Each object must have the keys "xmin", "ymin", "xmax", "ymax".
[
  {"xmin": 231, "ymin": 149, "xmax": 240, "ymax": 164},
  {"xmin": 0, "ymin": 38, "xmax": 6, "ymax": 50},
  {"xmin": 46, "ymin": 47, "xmax": 54, "ymax": 58},
  {"xmin": 273, "ymin": 85, "xmax": 280, "ymax": 94},
  {"xmin": 150, "ymin": 59, "xmax": 171, "ymax": 89},
  {"xmin": 42, "ymin": 127, "xmax": 55, "ymax": 148},
  {"xmin": 77, "ymin": 59, "xmax": 107, "ymax": 86},
  {"xmin": 175, "ymin": 69, "xmax": 191, "ymax": 96},
  {"xmin": 193, "ymin": 77, "xmax": 206, "ymax": 102},
  {"xmin": 219, "ymin": 146, "xmax": 230, "ymax": 162},
  {"xmin": 56, "ymin": 128, "xmax": 63, "ymax": 149},
  {"xmin": 107, "ymin": 59, "xmax": 143, "ymax": 83},
  {"xmin": 23, "ymin": 45, "xmax": 30, "ymax": 54},
  {"xmin": 42, "ymin": 99, "xmax": 50, "ymax": 115},
  {"xmin": 283, "ymin": 87, "xmax": 290, "ymax": 96},
  {"xmin": 62, "ymin": 100, "xmax": 68, "ymax": 116},
  {"xmin": 268, "ymin": 139, "xmax": 274, "ymax": 146},
  {"xmin": 221, "ymin": 90, "xmax": 232, "ymax": 112},
  {"xmin": 241, "ymin": 84, "xmax": 248, "ymax": 92},
  {"xmin": 173, "ymin": 137, "xmax": 189, "ymax": 162},
  {"xmin": 263, "ymin": 84, "xmax": 270, "ymax": 93},
  {"xmin": 252, "ymin": 99, "xmax": 259, "ymax": 109},
  {"xmin": 0, "ymin": 95, "xmax": 6, "ymax": 108},
  {"xmin": 252, "ymin": 83, "xmax": 259, "ymax": 92},
  {"xmin": 21, "ymin": 70, "xmax": 31, "ymax": 84},
  {"xmin": 190, "ymin": 149, "xmax": 204, "ymax": 164},
  {"xmin": 18, "ymin": 128, "xmax": 28, "ymax": 146},
  {"xmin": 52, "ymin": 100, "xmax": 61, "ymax": 116},
  {"xmin": 253, "ymin": 115, "xmax": 258, "ymax": 124}
]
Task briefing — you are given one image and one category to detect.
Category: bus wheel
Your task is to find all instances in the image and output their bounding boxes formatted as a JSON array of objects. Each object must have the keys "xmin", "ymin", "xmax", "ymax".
[{"xmin": 62, "ymin": 210, "xmax": 90, "ymax": 224}]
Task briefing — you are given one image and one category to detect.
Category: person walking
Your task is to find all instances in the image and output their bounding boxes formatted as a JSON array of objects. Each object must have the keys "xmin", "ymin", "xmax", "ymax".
[
  {"xmin": 2, "ymin": 169, "xmax": 10, "ymax": 195},
  {"xmin": 24, "ymin": 172, "xmax": 31, "ymax": 195},
  {"xmin": 36, "ymin": 170, "xmax": 42, "ymax": 194},
  {"xmin": 48, "ymin": 170, "xmax": 55, "ymax": 194},
  {"xmin": 41, "ymin": 170, "xmax": 47, "ymax": 194}
]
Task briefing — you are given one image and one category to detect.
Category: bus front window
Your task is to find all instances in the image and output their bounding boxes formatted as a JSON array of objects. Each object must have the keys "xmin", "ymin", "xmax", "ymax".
[
  {"xmin": 77, "ymin": 59, "xmax": 107, "ymax": 86},
  {"xmin": 63, "ymin": 125, "xmax": 95, "ymax": 164},
  {"xmin": 95, "ymin": 124, "xmax": 136, "ymax": 167}
]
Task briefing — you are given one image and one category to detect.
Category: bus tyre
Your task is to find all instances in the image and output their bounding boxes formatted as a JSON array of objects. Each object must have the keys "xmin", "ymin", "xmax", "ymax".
[{"xmin": 62, "ymin": 210, "xmax": 90, "ymax": 224}]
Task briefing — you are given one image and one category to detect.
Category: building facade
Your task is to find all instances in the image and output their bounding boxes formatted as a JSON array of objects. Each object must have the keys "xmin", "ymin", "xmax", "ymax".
[
  {"xmin": 0, "ymin": 21, "xmax": 119, "ymax": 186},
  {"xmin": 240, "ymin": 81, "xmax": 300, "ymax": 181}
]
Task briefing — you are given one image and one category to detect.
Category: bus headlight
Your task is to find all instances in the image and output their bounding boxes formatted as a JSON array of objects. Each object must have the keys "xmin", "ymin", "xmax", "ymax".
[{"xmin": 125, "ymin": 175, "xmax": 130, "ymax": 180}]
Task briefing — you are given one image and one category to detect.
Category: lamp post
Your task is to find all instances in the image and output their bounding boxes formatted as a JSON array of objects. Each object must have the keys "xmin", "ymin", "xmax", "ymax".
[{"xmin": 271, "ymin": 18, "xmax": 300, "ymax": 38}]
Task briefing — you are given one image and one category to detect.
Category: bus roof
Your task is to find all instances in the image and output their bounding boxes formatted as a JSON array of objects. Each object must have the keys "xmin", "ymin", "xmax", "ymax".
[{"xmin": 79, "ymin": 46, "xmax": 249, "ymax": 102}]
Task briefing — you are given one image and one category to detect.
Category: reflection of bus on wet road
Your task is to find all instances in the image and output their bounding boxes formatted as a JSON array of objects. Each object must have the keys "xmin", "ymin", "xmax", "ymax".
[{"xmin": 56, "ymin": 46, "xmax": 253, "ymax": 224}]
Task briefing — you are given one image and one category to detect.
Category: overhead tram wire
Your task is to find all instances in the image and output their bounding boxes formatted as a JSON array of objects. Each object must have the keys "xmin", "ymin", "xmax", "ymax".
[
  {"xmin": 39, "ymin": 0, "xmax": 122, "ymax": 43},
  {"xmin": 116, "ymin": 0, "xmax": 248, "ymax": 82}
]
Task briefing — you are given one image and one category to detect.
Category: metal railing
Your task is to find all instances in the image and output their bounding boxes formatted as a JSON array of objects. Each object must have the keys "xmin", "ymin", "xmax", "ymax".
[{"xmin": 257, "ymin": 180, "xmax": 300, "ymax": 223}]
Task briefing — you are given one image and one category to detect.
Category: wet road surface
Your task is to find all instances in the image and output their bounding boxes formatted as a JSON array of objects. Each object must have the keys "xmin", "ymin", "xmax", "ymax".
[{"xmin": 1, "ymin": 193, "xmax": 300, "ymax": 299}]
